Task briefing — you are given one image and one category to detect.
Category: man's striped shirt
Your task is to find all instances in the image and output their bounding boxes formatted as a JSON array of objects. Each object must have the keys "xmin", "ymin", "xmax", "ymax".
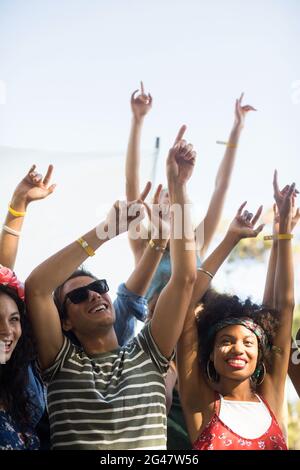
[{"xmin": 43, "ymin": 323, "xmax": 171, "ymax": 450}]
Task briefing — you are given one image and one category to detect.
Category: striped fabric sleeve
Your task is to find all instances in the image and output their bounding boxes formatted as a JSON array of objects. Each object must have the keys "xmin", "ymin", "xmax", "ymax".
[
  {"xmin": 135, "ymin": 322, "xmax": 174, "ymax": 377},
  {"xmin": 42, "ymin": 335, "xmax": 74, "ymax": 384}
]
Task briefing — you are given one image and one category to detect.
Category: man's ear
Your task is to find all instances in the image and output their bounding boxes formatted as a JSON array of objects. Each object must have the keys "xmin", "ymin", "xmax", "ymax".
[{"xmin": 62, "ymin": 317, "xmax": 72, "ymax": 332}]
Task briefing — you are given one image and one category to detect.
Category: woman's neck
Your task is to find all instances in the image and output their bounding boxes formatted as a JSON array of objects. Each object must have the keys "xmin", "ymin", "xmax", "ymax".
[{"xmin": 217, "ymin": 378, "xmax": 258, "ymax": 402}]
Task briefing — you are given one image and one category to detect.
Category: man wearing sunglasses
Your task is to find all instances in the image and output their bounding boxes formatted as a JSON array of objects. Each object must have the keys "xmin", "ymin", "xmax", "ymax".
[
  {"xmin": 26, "ymin": 126, "xmax": 197, "ymax": 450},
  {"xmin": 54, "ymin": 274, "xmax": 148, "ymax": 348}
]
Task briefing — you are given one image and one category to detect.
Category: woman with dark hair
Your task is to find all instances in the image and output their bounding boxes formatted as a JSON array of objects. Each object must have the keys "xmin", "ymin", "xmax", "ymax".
[
  {"xmin": 0, "ymin": 164, "xmax": 55, "ymax": 449},
  {"xmin": 0, "ymin": 267, "xmax": 41, "ymax": 449},
  {"xmin": 178, "ymin": 177, "xmax": 296, "ymax": 450}
]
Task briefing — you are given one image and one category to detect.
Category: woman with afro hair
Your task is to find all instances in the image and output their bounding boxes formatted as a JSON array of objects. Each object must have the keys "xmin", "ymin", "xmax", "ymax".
[{"xmin": 177, "ymin": 174, "xmax": 298, "ymax": 450}]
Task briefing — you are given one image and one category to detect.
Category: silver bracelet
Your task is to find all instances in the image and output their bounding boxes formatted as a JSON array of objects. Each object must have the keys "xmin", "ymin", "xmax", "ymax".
[
  {"xmin": 197, "ymin": 267, "xmax": 214, "ymax": 279},
  {"xmin": 2, "ymin": 225, "xmax": 21, "ymax": 237}
]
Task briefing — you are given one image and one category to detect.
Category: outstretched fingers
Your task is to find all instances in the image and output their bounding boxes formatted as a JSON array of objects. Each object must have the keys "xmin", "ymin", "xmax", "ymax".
[
  {"xmin": 251, "ymin": 205, "xmax": 263, "ymax": 226},
  {"xmin": 152, "ymin": 184, "xmax": 163, "ymax": 205},
  {"xmin": 28, "ymin": 164, "xmax": 36, "ymax": 176},
  {"xmin": 273, "ymin": 169, "xmax": 280, "ymax": 197},
  {"xmin": 43, "ymin": 164, "xmax": 54, "ymax": 186},
  {"xmin": 237, "ymin": 201, "xmax": 248, "ymax": 216},
  {"xmin": 253, "ymin": 223, "xmax": 265, "ymax": 236},
  {"xmin": 173, "ymin": 125, "xmax": 187, "ymax": 146},
  {"xmin": 139, "ymin": 181, "xmax": 152, "ymax": 202}
]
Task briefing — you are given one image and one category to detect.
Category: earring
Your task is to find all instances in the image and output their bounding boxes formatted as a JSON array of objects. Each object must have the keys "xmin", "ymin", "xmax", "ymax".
[{"xmin": 250, "ymin": 362, "xmax": 266, "ymax": 386}]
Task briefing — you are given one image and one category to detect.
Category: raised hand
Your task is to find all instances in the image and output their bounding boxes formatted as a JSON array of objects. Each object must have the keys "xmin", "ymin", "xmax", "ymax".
[
  {"xmin": 234, "ymin": 93, "xmax": 256, "ymax": 129},
  {"xmin": 228, "ymin": 202, "xmax": 264, "ymax": 240},
  {"xmin": 167, "ymin": 125, "xmax": 196, "ymax": 186},
  {"xmin": 103, "ymin": 182, "xmax": 152, "ymax": 238},
  {"xmin": 277, "ymin": 183, "xmax": 296, "ymax": 229},
  {"xmin": 273, "ymin": 196, "xmax": 300, "ymax": 235},
  {"xmin": 131, "ymin": 81, "xmax": 152, "ymax": 121},
  {"xmin": 12, "ymin": 164, "xmax": 56, "ymax": 208},
  {"xmin": 144, "ymin": 184, "xmax": 171, "ymax": 241},
  {"xmin": 273, "ymin": 170, "xmax": 298, "ymax": 211}
]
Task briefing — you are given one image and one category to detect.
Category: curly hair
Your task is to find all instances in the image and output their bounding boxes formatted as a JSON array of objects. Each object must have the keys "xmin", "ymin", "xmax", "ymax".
[
  {"xmin": 196, "ymin": 290, "xmax": 279, "ymax": 386},
  {"xmin": 0, "ymin": 285, "xmax": 36, "ymax": 431}
]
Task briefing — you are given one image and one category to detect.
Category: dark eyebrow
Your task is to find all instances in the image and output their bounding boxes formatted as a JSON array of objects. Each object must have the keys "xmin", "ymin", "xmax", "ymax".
[
  {"xmin": 218, "ymin": 334, "xmax": 255, "ymax": 340},
  {"xmin": 10, "ymin": 311, "xmax": 20, "ymax": 317},
  {"xmin": 219, "ymin": 334, "xmax": 234, "ymax": 340}
]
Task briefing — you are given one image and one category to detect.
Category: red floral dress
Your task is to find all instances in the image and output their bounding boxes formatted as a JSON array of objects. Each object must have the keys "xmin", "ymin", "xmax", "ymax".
[{"xmin": 193, "ymin": 393, "xmax": 287, "ymax": 450}]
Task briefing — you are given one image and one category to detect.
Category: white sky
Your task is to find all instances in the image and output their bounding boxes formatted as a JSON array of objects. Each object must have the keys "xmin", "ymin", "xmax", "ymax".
[{"xmin": 0, "ymin": 0, "xmax": 299, "ymax": 399}]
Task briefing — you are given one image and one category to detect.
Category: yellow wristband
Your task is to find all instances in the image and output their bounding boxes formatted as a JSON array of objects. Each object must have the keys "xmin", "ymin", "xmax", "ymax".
[
  {"xmin": 76, "ymin": 237, "xmax": 95, "ymax": 257},
  {"xmin": 277, "ymin": 234, "xmax": 293, "ymax": 240},
  {"xmin": 8, "ymin": 205, "xmax": 26, "ymax": 218},
  {"xmin": 264, "ymin": 234, "xmax": 293, "ymax": 241},
  {"xmin": 216, "ymin": 140, "xmax": 237, "ymax": 148},
  {"xmin": 149, "ymin": 239, "xmax": 166, "ymax": 252}
]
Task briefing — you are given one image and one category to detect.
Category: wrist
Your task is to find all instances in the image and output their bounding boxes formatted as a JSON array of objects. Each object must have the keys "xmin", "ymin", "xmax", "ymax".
[
  {"xmin": 132, "ymin": 115, "xmax": 144, "ymax": 126},
  {"xmin": 168, "ymin": 180, "xmax": 187, "ymax": 195},
  {"xmin": 225, "ymin": 231, "xmax": 241, "ymax": 246},
  {"xmin": 279, "ymin": 222, "xmax": 291, "ymax": 233},
  {"xmin": 231, "ymin": 121, "xmax": 243, "ymax": 135},
  {"xmin": 148, "ymin": 238, "xmax": 167, "ymax": 252},
  {"xmin": 10, "ymin": 195, "xmax": 29, "ymax": 212},
  {"xmin": 151, "ymin": 230, "xmax": 169, "ymax": 247}
]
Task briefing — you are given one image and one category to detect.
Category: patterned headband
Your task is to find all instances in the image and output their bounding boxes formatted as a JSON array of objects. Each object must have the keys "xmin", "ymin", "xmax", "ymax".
[
  {"xmin": 208, "ymin": 316, "xmax": 268, "ymax": 350},
  {"xmin": 0, "ymin": 265, "xmax": 25, "ymax": 301}
]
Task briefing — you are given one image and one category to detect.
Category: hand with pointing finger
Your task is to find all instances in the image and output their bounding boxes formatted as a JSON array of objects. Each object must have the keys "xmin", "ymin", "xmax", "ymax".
[
  {"xmin": 167, "ymin": 125, "xmax": 197, "ymax": 186},
  {"xmin": 105, "ymin": 182, "xmax": 152, "ymax": 238},
  {"xmin": 234, "ymin": 93, "xmax": 256, "ymax": 130},
  {"xmin": 131, "ymin": 81, "xmax": 152, "ymax": 122}
]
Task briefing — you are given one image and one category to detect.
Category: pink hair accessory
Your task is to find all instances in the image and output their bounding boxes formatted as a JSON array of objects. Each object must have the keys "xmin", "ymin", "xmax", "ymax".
[{"xmin": 0, "ymin": 265, "xmax": 25, "ymax": 300}]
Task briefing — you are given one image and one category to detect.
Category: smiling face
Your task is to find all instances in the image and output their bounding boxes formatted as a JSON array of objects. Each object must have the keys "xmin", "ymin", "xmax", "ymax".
[
  {"xmin": 0, "ymin": 292, "xmax": 22, "ymax": 363},
  {"xmin": 212, "ymin": 324, "xmax": 259, "ymax": 382},
  {"xmin": 60, "ymin": 276, "xmax": 115, "ymax": 337}
]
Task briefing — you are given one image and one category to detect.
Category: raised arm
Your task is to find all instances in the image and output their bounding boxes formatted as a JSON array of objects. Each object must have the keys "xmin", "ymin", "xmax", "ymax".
[
  {"xmin": 25, "ymin": 190, "xmax": 149, "ymax": 369},
  {"xmin": 0, "ymin": 164, "xmax": 56, "ymax": 269},
  {"xmin": 125, "ymin": 184, "xmax": 170, "ymax": 296},
  {"xmin": 150, "ymin": 126, "xmax": 197, "ymax": 358},
  {"xmin": 261, "ymin": 177, "xmax": 297, "ymax": 407},
  {"xmin": 178, "ymin": 203, "xmax": 264, "ymax": 442},
  {"xmin": 195, "ymin": 94, "xmax": 256, "ymax": 258},
  {"xmin": 263, "ymin": 187, "xmax": 299, "ymax": 308},
  {"xmin": 263, "ymin": 204, "xmax": 279, "ymax": 308},
  {"xmin": 126, "ymin": 82, "xmax": 153, "ymax": 264}
]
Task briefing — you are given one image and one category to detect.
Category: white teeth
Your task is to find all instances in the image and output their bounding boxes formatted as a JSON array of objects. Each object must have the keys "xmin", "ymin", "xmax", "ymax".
[{"xmin": 91, "ymin": 305, "xmax": 107, "ymax": 313}]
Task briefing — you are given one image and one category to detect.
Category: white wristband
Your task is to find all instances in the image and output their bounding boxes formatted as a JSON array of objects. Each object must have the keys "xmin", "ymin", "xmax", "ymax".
[{"xmin": 2, "ymin": 225, "xmax": 21, "ymax": 237}]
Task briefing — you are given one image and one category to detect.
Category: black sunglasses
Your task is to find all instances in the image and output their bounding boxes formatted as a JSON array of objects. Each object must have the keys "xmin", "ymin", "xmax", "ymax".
[{"xmin": 62, "ymin": 279, "xmax": 109, "ymax": 314}]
